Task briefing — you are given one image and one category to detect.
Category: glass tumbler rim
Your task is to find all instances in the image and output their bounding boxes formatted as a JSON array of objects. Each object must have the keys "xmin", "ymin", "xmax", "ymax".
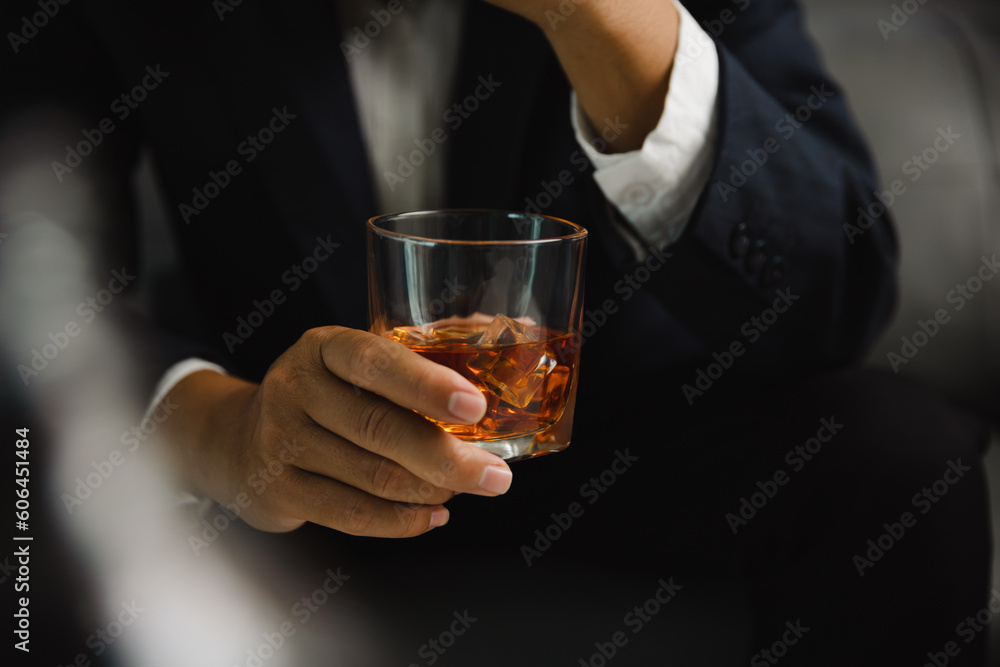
[{"xmin": 366, "ymin": 209, "xmax": 588, "ymax": 246}]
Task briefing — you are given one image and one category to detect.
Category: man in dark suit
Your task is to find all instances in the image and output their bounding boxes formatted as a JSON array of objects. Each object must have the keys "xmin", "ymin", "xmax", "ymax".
[{"xmin": 1, "ymin": 0, "xmax": 990, "ymax": 664}]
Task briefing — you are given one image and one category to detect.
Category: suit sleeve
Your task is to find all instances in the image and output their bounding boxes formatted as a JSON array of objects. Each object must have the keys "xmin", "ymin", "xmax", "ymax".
[{"xmin": 621, "ymin": 0, "xmax": 897, "ymax": 374}]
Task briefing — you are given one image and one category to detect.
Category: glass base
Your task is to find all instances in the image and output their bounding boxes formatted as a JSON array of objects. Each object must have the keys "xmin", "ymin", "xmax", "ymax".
[{"xmin": 475, "ymin": 434, "xmax": 570, "ymax": 462}]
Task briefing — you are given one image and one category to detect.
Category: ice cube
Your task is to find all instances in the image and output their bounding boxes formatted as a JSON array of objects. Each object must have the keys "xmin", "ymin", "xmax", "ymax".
[
  {"xmin": 392, "ymin": 319, "xmax": 484, "ymax": 347},
  {"xmin": 478, "ymin": 313, "xmax": 538, "ymax": 346},
  {"xmin": 479, "ymin": 390, "xmax": 506, "ymax": 434},
  {"xmin": 467, "ymin": 315, "xmax": 555, "ymax": 408},
  {"xmin": 539, "ymin": 363, "xmax": 571, "ymax": 418},
  {"xmin": 447, "ymin": 312, "xmax": 498, "ymax": 328},
  {"xmin": 390, "ymin": 326, "xmax": 437, "ymax": 347},
  {"xmin": 430, "ymin": 327, "xmax": 484, "ymax": 344}
]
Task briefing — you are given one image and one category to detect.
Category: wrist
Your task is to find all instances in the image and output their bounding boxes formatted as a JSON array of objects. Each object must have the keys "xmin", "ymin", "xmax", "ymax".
[{"xmin": 162, "ymin": 369, "xmax": 259, "ymax": 504}]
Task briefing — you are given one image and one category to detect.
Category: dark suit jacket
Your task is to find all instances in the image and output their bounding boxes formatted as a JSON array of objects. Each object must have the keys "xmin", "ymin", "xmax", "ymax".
[{"xmin": 2, "ymin": 0, "xmax": 896, "ymax": 407}]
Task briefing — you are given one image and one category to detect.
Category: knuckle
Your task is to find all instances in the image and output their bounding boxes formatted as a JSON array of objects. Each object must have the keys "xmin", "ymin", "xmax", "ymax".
[
  {"xmin": 354, "ymin": 400, "xmax": 400, "ymax": 454},
  {"xmin": 254, "ymin": 420, "xmax": 286, "ymax": 457},
  {"xmin": 262, "ymin": 466, "xmax": 303, "ymax": 511},
  {"xmin": 392, "ymin": 501, "xmax": 425, "ymax": 536},
  {"xmin": 342, "ymin": 495, "xmax": 377, "ymax": 535},
  {"xmin": 446, "ymin": 445, "xmax": 492, "ymax": 487},
  {"xmin": 423, "ymin": 458, "xmax": 459, "ymax": 492},
  {"xmin": 347, "ymin": 334, "xmax": 391, "ymax": 385},
  {"xmin": 412, "ymin": 481, "xmax": 452, "ymax": 506},
  {"xmin": 267, "ymin": 458, "xmax": 296, "ymax": 490},
  {"xmin": 297, "ymin": 326, "xmax": 340, "ymax": 374},
  {"xmin": 261, "ymin": 360, "xmax": 305, "ymax": 402},
  {"xmin": 370, "ymin": 457, "xmax": 408, "ymax": 499},
  {"xmin": 261, "ymin": 457, "xmax": 294, "ymax": 491},
  {"xmin": 301, "ymin": 326, "xmax": 337, "ymax": 351},
  {"xmin": 399, "ymin": 507, "xmax": 425, "ymax": 537}
]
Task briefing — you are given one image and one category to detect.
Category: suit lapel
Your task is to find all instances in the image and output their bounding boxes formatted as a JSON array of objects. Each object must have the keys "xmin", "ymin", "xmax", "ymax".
[{"xmin": 199, "ymin": 0, "xmax": 374, "ymax": 326}]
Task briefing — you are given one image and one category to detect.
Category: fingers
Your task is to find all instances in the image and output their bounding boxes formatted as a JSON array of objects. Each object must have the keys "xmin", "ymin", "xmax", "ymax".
[
  {"xmin": 298, "ymin": 367, "xmax": 513, "ymax": 497},
  {"xmin": 293, "ymin": 421, "xmax": 455, "ymax": 506},
  {"xmin": 317, "ymin": 326, "xmax": 488, "ymax": 425},
  {"xmin": 244, "ymin": 326, "xmax": 515, "ymax": 538},
  {"xmin": 281, "ymin": 469, "xmax": 451, "ymax": 538}
]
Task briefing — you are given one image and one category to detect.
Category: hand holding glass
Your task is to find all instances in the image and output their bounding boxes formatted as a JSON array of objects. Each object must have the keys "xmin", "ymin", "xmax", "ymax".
[{"xmin": 367, "ymin": 210, "xmax": 587, "ymax": 461}]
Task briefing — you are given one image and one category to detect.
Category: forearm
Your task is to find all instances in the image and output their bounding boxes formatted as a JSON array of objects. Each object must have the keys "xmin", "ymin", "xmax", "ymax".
[
  {"xmin": 567, "ymin": 0, "xmax": 719, "ymax": 254},
  {"xmin": 500, "ymin": 0, "xmax": 680, "ymax": 152}
]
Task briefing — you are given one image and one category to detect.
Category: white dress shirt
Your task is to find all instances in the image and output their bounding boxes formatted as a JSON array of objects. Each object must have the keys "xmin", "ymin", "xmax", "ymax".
[{"xmin": 146, "ymin": 0, "xmax": 720, "ymax": 411}]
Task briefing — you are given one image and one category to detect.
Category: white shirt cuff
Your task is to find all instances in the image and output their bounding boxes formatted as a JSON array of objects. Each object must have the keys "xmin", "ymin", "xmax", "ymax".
[
  {"xmin": 570, "ymin": 0, "xmax": 720, "ymax": 253},
  {"xmin": 144, "ymin": 357, "xmax": 228, "ymax": 423}
]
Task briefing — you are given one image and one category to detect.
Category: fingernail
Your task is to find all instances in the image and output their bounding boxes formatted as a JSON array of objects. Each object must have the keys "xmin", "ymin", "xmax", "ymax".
[
  {"xmin": 479, "ymin": 466, "xmax": 513, "ymax": 495},
  {"xmin": 448, "ymin": 391, "xmax": 485, "ymax": 423},
  {"xmin": 429, "ymin": 507, "xmax": 450, "ymax": 529}
]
